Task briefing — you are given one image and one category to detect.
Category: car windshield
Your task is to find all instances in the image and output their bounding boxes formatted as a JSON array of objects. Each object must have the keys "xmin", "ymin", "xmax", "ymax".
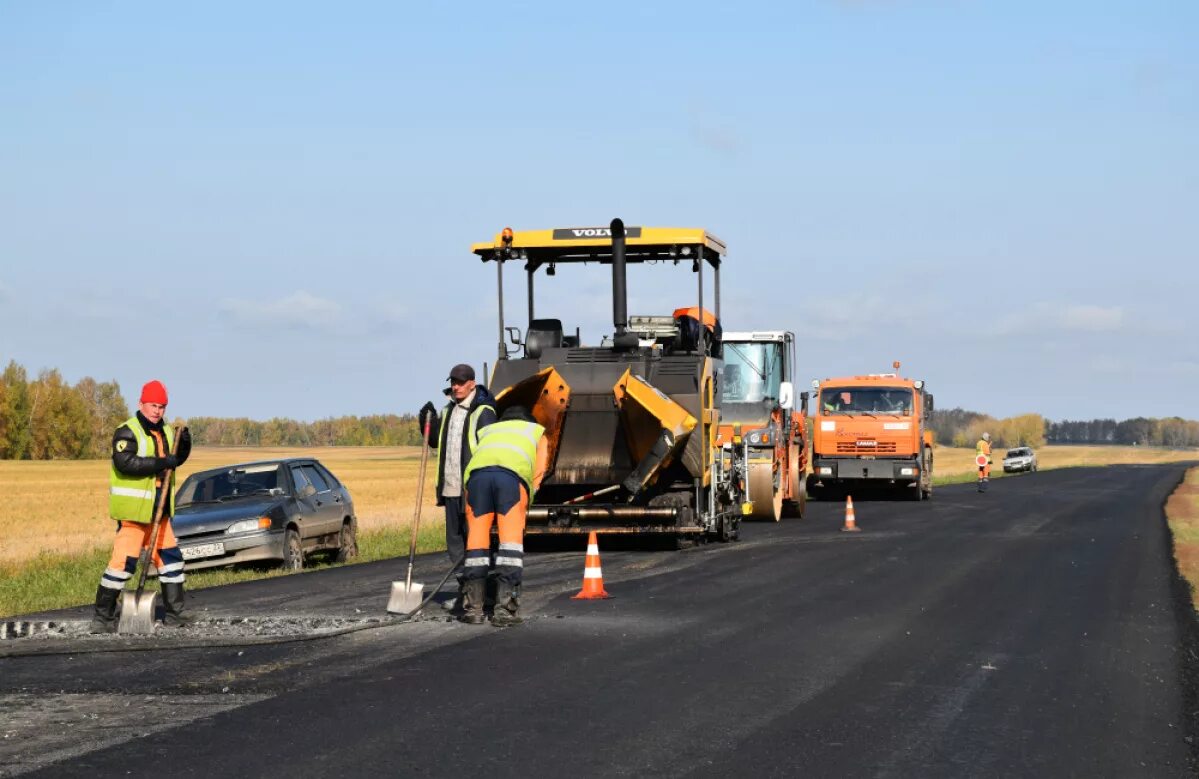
[
  {"xmin": 819, "ymin": 387, "xmax": 913, "ymax": 416},
  {"xmin": 721, "ymin": 341, "xmax": 785, "ymax": 423},
  {"xmin": 177, "ymin": 464, "xmax": 284, "ymax": 506},
  {"xmin": 1007, "ymin": 449, "xmax": 1030, "ymax": 457}
]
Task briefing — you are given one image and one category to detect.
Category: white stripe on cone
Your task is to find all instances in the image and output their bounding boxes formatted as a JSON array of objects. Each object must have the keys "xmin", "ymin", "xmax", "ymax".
[
  {"xmin": 583, "ymin": 566, "xmax": 604, "ymax": 578},
  {"xmin": 587, "ymin": 544, "xmax": 599, "ymax": 555}
]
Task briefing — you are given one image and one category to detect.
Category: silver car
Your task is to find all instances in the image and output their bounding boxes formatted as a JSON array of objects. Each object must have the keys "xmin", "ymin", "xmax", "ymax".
[
  {"xmin": 171, "ymin": 458, "xmax": 358, "ymax": 571},
  {"xmin": 1002, "ymin": 447, "xmax": 1038, "ymax": 473}
]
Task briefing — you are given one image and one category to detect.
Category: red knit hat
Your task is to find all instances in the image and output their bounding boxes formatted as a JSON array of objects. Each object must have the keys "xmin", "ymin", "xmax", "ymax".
[{"xmin": 140, "ymin": 380, "xmax": 169, "ymax": 405}]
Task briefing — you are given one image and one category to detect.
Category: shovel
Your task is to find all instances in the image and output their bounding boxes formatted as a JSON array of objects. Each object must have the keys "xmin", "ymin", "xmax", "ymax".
[
  {"xmin": 388, "ymin": 418, "xmax": 434, "ymax": 615},
  {"xmin": 118, "ymin": 423, "xmax": 184, "ymax": 635}
]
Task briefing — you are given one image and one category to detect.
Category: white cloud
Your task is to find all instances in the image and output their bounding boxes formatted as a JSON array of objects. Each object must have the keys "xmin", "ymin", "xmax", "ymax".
[
  {"xmin": 220, "ymin": 291, "xmax": 341, "ymax": 329},
  {"xmin": 992, "ymin": 303, "xmax": 1126, "ymax": 336},
  {"xmin": 1058, "ymin": 304, "xmax": 1124, "ymax": 332}
]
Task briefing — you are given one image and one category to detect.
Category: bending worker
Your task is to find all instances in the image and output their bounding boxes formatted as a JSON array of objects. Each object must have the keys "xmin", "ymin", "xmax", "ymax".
[
  {"xmin": 976, "ymin": 431, "xmax": 993, "ymax": 493},
  {"xmin": 418, "ymin": 363, "xmax": 497, "ymax": 614},
  {"xmin": 460, "ymin": 404, "xmax": 548, "ymax": 627},
  {"xmin": 92, "ymin": 379, "xmax": 192, "ymax": 633}
]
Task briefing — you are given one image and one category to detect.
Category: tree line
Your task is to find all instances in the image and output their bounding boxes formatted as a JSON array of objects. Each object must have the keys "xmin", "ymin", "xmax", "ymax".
[
  {"xmin": 186, "ymin": 414, "xmax": 423, "ymax": 447},
  {"xmin": 929, "ymin": 408, "xmax": 1048, "ymax": 449},
  {"xmin": 0, "ymin": 359, "xmax": 425, "ymax": 459},
  {"xmin": 1045, "ymin": 417, "xmax": 1199, "ymax": 447},
  {"xmin": 0, "ymin": 361, "xmax": 129, "ymax": 459},
  {"xmin": 5, "ymin": 358, "xmax": 1197, "ymax": 458}
]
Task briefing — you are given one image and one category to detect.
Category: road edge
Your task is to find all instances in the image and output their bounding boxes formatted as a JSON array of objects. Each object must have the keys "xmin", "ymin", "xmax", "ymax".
[{"xmin": 1162, "ymin": 465, "xmax": 1199, "ymax": 772}]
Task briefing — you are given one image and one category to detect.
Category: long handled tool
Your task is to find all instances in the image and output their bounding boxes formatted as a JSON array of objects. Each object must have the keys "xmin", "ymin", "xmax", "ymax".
[
  {"xmin": 118, "ymin": 423, "xmax": 183, "ymax": 635},
  {"xmin": 388, "ymin": 418, "xmax": 434, "ymax": 614}
]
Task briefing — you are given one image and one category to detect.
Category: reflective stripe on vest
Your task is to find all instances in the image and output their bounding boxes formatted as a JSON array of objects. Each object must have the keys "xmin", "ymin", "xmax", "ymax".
[
  {"xmin": 435, "ymin": 401, "xmax": 494, "ymax": 493},
  {"xmin": 463, "ymin": 420, "xmax": 545, "ymax": 499},
  {"xmin": 108, "ymin": 417, "xmax": 175, "ymax": 523}
]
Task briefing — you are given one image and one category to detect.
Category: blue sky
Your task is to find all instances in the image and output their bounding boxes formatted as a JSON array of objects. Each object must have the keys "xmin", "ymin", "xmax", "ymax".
[{"xmin": 1, "ymin": 1, "xmax": 1195, "ymax": 421}]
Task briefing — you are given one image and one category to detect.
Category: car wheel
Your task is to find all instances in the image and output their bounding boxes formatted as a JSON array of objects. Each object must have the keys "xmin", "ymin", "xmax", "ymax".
[
  {"xmin": 335, "ymin": 520, "xmax": 358, "ymax": 563},
  {"xmin": 282, "ymin": 528, "xmax": 304, "ymax": 571}
]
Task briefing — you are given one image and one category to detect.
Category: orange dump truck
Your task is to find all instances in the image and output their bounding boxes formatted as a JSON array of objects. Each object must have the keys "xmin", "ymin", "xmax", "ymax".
[{"xmin": 808, "ymin": 365, "xmax": 934, "ymax": 501}]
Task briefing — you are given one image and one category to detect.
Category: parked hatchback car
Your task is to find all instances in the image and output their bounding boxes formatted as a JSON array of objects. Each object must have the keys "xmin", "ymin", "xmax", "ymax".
[
  {"xmin": 172, "ymin": 458, "xmax": 358, "ymax": 571},
  {"xmin": 1002, "ymin": 447, "xmax": 1038, "ymax": 473}
]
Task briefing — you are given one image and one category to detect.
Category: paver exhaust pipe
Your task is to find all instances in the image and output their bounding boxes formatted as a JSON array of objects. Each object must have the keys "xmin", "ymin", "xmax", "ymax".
[{"xmin": 610, "ymin": 218, "xmax": 638, "ymax": 350}]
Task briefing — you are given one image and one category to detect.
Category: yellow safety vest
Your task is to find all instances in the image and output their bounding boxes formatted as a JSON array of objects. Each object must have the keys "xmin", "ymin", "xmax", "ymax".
[
  {"xmin": 109, "ymin": 417, "xmax": 175, "ymax": 523},
  {"xmin": 464, "ymin": 420, "xmax": 545, "ymax": 499}
]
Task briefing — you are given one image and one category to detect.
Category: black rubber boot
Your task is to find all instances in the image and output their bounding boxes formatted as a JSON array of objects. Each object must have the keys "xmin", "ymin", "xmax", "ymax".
[
  {"xmin": 459, "ymin": 578, "xmax": 487, "ymax": 625},
  {"xmin": 490, "ymin": 581, "xmax": 522, "ymax": 627},
  {"xmin": 161, "ymin": 582, "xmax": 193, "ymax": 627},
  {"xmin": 89, "ymin": 586, "xmax": 120, "ymax": 634}
]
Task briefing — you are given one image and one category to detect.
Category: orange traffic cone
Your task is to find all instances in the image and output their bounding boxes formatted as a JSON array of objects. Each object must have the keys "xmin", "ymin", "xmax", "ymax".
[
  {"xmin": 841, "ymin": 495, "xmax": 861, "ymax": 533},
  {"xmin": 572, "ymin": 531, "xmax": 610, "ymax": 599}
]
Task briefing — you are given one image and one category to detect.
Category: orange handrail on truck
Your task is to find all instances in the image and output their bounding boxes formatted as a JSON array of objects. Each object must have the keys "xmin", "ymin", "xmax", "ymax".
[{"xmin": 808, "ymin": 363, "xmax": 934, "ymax": 501}]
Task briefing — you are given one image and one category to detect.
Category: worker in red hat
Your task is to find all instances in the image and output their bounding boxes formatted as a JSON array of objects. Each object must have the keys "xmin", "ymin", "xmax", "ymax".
[{"xmin": 90, "ymin": 379, "xmax": 193, "ymax": 633}]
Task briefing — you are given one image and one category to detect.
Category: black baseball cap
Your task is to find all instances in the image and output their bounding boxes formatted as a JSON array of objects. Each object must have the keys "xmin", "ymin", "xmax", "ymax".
[{"xmin": 446, "ymin": 364, "xmax": 475, "ymax": 383}]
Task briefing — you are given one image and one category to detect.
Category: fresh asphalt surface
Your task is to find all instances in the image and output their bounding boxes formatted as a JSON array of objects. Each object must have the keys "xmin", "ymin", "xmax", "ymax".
[{"xmin": 2, "ymin": 464, "xmax": 1196, "ymax": 777}]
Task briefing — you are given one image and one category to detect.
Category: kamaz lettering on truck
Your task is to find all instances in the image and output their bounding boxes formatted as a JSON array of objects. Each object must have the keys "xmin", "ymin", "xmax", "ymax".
[{"xmin": 808, "ymin": 364, "xmax": 934, "ymax": 501}]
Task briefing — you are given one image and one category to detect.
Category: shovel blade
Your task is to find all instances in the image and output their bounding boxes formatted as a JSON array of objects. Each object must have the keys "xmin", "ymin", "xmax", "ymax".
[
  {"xmin": 387, "ymin": 581, "xmax": 424, "ymax": 615},
  {"xmin": 117, "ymin": 591, "xmax": 159, "ymax": 634}
]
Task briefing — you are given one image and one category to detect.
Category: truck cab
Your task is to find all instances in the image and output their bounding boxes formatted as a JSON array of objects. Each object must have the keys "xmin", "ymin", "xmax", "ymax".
[{"xmin": 809, "ymin": 367, "xmax": 934, "ymax": 501}]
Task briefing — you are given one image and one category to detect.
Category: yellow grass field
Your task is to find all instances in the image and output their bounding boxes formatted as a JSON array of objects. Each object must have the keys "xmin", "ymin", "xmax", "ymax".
[
  {"xmin": 1, "ymin": 444, "xmax": 1196, "ymax": 565},
  {"xmin": 0, "ymin": 446, "xmax": 437, "ymax": 564},
  {"xmin": 1166, "ymin": 467, "xmax": 1199, "ymax": 610}
]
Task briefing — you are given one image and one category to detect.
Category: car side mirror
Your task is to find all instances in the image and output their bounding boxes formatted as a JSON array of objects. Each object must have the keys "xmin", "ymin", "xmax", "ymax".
[
  {"xmin": 298, "ymin": 484, "xmax": 317, "ymax": 499},
  {"xmin": 778, "ymin": 381, "xmax": 794, "ymax": 410}
]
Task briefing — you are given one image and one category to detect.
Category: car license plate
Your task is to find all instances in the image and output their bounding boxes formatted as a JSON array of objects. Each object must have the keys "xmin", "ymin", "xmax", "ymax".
[{"xmin": 182, "ymin": 542, "xmax": 225, "ymax": 560}]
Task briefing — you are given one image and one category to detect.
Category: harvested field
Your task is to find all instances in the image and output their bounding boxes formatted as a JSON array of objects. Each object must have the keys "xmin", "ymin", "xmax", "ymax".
[{"xmin": 0, "ymin": 446, "xmax": 435, "ymax": 564}]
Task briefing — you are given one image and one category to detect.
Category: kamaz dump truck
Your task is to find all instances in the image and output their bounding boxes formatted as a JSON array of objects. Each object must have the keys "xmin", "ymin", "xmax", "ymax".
[
  {"xmin": 808, "ymin": 364, "xmax": 934, "ymax": 500},
  {"xmin": 471, "ymin": 219, "xmax": 749, "ymax": 543},
  {"xmin": 718, "ymin": 331, "xmax": 808, "ymax": 521}
]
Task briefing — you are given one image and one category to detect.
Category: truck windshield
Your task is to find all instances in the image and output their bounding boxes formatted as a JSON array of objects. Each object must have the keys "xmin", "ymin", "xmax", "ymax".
[
  {"xmin": 820, "ymin": 387, "xmax": 913, "ymax": 416},
  {"xmin": 721, "ymin": 342, "xmax": 784, "ymax": 423}
]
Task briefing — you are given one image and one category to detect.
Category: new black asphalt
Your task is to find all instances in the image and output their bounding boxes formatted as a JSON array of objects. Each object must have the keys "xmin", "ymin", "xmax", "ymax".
[{"xmin": 2, "ymin": 464, "xmax": 1195, "ymax": 777}]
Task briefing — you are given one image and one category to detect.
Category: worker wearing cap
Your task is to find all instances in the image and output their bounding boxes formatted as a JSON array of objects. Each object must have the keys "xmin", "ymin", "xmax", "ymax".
[
  {"xmin": 460, "ymin": 404, "xmax": 549, "ymax": 626},
  {"xmin": 91, "ymin": 380, "xmax": 193, "ymax": 633},
  {"xmin": 418, "ymin": 364, "xmax": 497, "ymax": 613},
  {"xmin": 976, "ymin": 432, "xmax": 993, "ymax": 493}
]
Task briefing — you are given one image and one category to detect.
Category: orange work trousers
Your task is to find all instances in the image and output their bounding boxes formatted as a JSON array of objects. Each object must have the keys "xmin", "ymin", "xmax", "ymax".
[
  {"xmin": 464, "ymin": 467, "xmax": 527, "ymax": 585},
  {"xmin": 99, "ymin": 519, "xmax": 186, "ymax": 590}
]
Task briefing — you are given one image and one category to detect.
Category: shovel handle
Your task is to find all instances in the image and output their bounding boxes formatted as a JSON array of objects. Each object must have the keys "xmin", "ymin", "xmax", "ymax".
[
  {"xmin": 133, "ymin": 423, "xmax": 185, "ymax": 597},
  {"xmin": 404, "ymin": 418, "xmax": 433, "ymax": 591}
]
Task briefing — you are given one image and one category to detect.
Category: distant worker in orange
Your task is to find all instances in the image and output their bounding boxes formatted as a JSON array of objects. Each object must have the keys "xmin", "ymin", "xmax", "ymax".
[
  {"xmin": 976, "ymin": 432, "xmax": 993, "ymax": 493},
  {"xmin": 460, "ymin": 404, "xmax": 549, "ymax": 627},
  {"xmin": 91, "ymin": 380, "xmax": 192, "ymax": 633}
]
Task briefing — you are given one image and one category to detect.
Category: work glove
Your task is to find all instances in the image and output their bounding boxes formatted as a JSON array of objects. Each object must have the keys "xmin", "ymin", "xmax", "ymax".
[
  {"xmin": 177, "ymin": 427, "xmax": 192, "ymax": 450},
  {"xmin": 161, "ymin": 454, "xmax": 181, "ymax": 471},
  {"xmin": 418, "ymin": 401, "xmax": 437, "ymax": 433}
]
